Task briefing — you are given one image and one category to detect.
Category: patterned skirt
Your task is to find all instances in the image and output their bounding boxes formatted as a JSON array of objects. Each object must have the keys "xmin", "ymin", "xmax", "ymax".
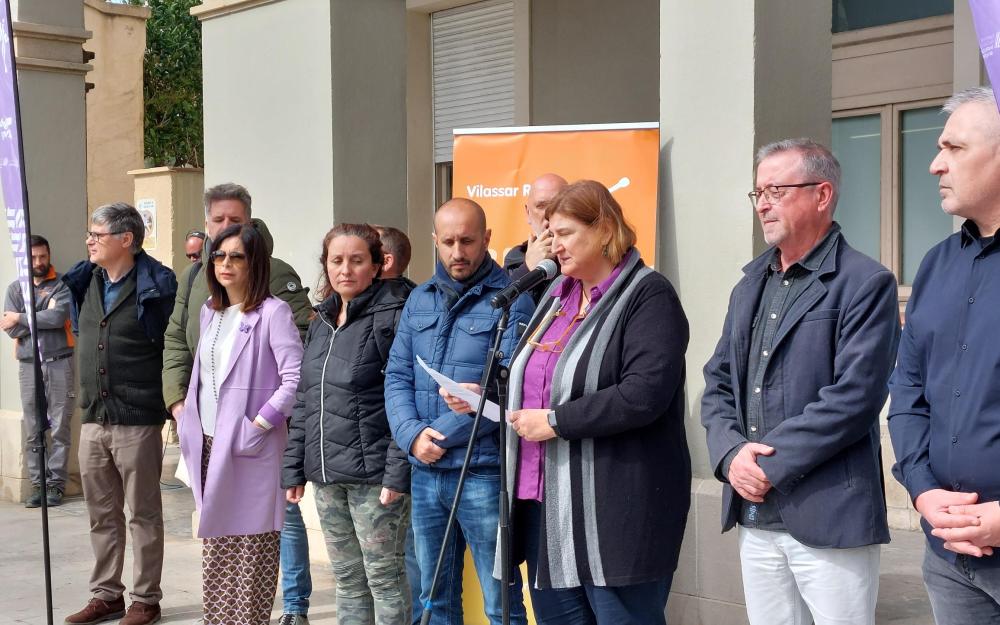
[{"xmin": 201, "ymin": 434, "xmax": 281, "ymax": 625}]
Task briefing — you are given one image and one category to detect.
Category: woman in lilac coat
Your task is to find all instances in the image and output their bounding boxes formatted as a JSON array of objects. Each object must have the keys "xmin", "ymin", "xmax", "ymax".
[{"xmin": 177, "ymin": 223, "xmax": 303, "ymax": 625}]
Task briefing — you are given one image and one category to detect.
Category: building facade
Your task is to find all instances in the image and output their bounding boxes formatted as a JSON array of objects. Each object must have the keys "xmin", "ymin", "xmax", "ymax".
[{"xmin": 186, "ymin": 1, "xmax": 980, "ymax": 623}]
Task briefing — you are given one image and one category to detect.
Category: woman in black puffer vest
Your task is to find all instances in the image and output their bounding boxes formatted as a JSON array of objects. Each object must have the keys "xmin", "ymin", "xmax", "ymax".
[{"xmin": 282, "ymin": 223, "xmax": 413, "ymax": 625}]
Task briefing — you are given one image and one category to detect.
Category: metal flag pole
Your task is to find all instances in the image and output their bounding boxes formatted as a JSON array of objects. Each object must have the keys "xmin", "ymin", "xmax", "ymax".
[{"xmin": 0, "ymin": 1, "xmax": 54, "ymax": 622}]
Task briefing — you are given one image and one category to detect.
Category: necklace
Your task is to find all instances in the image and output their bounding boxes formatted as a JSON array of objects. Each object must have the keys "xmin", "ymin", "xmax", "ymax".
[{"xmin": 209, "ymin": 308, "xmax": 226, "ymax": 402}]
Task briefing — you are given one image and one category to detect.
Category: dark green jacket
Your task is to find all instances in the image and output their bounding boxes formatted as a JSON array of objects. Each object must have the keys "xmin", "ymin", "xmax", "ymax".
[
  {"xmin": 77, "ymin": 268, "xmax": 169, "ymax": 425},
  {"xmin": 161, "ymin": 218, "xmax": 312, "ymax": 408}
]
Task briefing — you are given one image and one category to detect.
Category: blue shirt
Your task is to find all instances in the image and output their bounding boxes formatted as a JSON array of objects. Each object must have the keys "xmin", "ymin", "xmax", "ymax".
[
  {"xmin": 100, "ymin": 266, "xmax": 135, "ymax": 314},
  {"xmin": 889, "ymin": 220, "xmax": 1000, "ymax": 567}
]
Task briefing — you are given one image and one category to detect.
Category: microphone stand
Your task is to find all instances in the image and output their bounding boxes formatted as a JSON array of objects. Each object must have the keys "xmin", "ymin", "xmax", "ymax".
[{"xmin": 421, "ymin": 306, "xmax": 513, "ymax": 625}]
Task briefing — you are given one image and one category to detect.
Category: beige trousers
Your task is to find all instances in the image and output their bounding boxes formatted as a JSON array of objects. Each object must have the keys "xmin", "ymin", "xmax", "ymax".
[{"xmin": 79, "ymin": 422, "xmax": 164, "ymax": 604}]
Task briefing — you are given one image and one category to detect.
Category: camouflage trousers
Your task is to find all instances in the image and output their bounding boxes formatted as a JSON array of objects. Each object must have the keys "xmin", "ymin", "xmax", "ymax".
[{"xmin": 314, "ymin": 482, "xmax": 412, "ymax": 625}]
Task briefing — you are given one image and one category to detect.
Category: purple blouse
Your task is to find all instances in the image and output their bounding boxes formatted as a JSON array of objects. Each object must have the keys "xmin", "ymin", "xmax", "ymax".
[{"xmin": 515, "ymin": 250, "xmax": 633, "ymax": 501}]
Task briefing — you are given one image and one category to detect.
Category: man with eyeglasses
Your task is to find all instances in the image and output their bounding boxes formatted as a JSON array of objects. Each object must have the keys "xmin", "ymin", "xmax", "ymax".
[
  {"xmin": 888, "ymin": 87, "xmax": 1000, "ymax": 623},
  {"xmin": 701, "ymin": 138, "xmax": 900, "ymax": 625},
  {"xmin": 60, "ymin": 203, "xmax": 178, "ymax": 625},
  {"xmin": 161, "ymin": 182, "xmax": 314, "ymax": 625},
  {"xmin": 184, "ymin": 229, "xmax": 206, "ymax": 263},
  {"xmin": 2, "ymin": 234, "xmax": 74, "ymax": 508}
]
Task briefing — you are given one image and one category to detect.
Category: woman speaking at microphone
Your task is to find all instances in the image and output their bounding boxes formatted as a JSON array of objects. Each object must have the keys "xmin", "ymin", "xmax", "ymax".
[{"xmin": 443, "ymin": 179, "xmax": 691, "ymax": 625}]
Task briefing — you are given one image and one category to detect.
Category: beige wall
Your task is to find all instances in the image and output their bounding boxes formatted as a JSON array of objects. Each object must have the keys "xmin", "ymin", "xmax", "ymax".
[
  {"xmin": 11, "ymin": 0, "xmax": 82, "ymax": 30},
  {"xmin": 84, "ymin": 0, "xmax": 150, "ymax": 213},
  {"xmin": 198, "ymin": 0, "xmax": 335, "ymax": 297},
  {"xmin": 530, "ymin": 0, "xmax": 659, "ymax": 125},
  {"xmin": 129, "ymin": 167, "xmax": 206, "ymax": 271},
  {"xmin": 0, "ymin": 1, "xmax": 91, "ymax": 502},
  {"xmin": 329, "ymin": 0, "xmax": 407, "ymax": 229},
  {"xmin": 660, "ymin": 0, "xmax": 831, "ymax": 621},
  {"xmin": 832, "ymin": 15, "xmax": 953, "ymax": 111},
  {"xmin": 197, "ymin": 0, "xmax": 408, "ymax": 298},
  {"xmin": 405, "ymin": 10, "xmax": 436, "ymax": 283}
]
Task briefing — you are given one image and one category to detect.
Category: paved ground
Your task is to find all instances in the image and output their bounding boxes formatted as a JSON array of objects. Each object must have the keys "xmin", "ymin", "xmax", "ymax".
[
  {"xmin": 0, "ymin": 446, "xmax": 935, "ymax": 625},
  {"xmin": 1, "ymin": 446, "xmax": 336, "ymax": 625}
]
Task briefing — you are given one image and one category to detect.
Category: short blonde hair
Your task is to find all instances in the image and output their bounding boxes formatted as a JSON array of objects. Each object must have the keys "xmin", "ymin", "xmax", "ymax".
[{"xmin": 544, "ymin": 180, "xmax": 636, "ymax": 265}]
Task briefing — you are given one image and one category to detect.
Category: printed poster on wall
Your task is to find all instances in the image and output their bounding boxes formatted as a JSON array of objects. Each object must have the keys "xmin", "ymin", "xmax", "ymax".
[
  {"xmin": 137, "ymin": 198, "xmax": 156, "ymax": 249},
  {"xmin": 452, "ymin": 122, "xmax": 659, "ymax": 267}
]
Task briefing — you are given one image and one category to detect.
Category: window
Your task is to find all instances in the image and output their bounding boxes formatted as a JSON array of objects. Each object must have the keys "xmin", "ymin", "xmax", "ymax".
[
  {"xmin": 830, "ymin": 101, "xmax": 953, "ymax": 297},
  {"xmin": 435, "ymin": 162, "xmax": 453, "ymax": 208},
  {"xmin": 431, "ymin": 0, "xmax": 516, "ymax": 164},
  {"xmin": 832, "ymin": 0, "xmax": 953, "ymax": 33}
]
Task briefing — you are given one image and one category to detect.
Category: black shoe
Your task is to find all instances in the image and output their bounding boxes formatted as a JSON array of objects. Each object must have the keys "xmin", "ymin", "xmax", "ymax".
[
  {"xmin": 25, "ymin": 485, "xmax": 42, "ymax": 508},
  {"xmin": 47, "ymin": 486, "xmax": 64, "ymax": 507}
]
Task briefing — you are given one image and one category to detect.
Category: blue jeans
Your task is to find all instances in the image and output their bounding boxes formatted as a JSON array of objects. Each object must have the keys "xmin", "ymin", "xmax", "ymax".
[
  {"xmin": 923, "ymin": 543, "xmax": 1000, "ymax": 624},
  {"xmin": 515, "ymin": 499, "xmax": 672, "ymax": 625},
  {"xmin": 281, "ymin": 501, "xmax": 312, "ymax": 615},
  {"xmin": 410, "ymin": 465, "xmax": 527, "ymax": 625},
  {"xmin": 582, "ymin": 577, "xmax": 672, "ymax": 625},
  {"xmin": 515, "ymin": 500, "xmax": 594, "ymax": 625}
]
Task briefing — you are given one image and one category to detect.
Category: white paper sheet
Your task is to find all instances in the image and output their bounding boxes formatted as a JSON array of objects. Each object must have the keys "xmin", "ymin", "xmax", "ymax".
[
  {"xmin": 174, "ymin": 453, "xmax": 190, "ymax": 487},
  {"xmin": 417, "ymin": 355, "xmax": 503, "ymax": 423}
]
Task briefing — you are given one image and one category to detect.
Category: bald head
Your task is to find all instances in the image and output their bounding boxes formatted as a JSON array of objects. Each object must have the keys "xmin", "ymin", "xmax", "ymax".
[
  {"xmin": 435, "ymin": 197, "xmax": 487, "ymax": 233},
  {"xmin": 433, "ymin": 197, "xmax": 492, "ymax": 281},
  {"xmin": 526, "ymin": 173, "xmax": 568, "ymax": 235}
]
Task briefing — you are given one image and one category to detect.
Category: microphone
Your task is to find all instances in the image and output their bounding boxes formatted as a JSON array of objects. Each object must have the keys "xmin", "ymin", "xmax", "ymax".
[{"xmin": 491, "ymin": 258, "xmax": 559, "ymax": 309}]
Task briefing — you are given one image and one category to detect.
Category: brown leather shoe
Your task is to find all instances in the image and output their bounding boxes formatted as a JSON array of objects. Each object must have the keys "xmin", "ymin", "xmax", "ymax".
[
  {"xmin": 120, "ymin": 602, "xmax": 161, "ymax": 625},
  {"xmin": 64, "ymin": 597, "xmax": 126, "ymax": 624}
]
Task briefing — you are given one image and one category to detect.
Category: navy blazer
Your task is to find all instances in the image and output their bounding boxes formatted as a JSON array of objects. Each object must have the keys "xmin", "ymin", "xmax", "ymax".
[
  {"xmin": 62, "ymin": 250, "xmax": 178, "ymax": 344},
  {"xmin": 702, "ymin": 230, "xmax": 900, "ymax": 548}
]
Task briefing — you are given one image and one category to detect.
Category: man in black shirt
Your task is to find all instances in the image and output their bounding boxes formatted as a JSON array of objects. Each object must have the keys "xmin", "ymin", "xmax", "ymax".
[{"xmin": 889, "ymin": 86, "xmax": 1000, "ymax": 622}]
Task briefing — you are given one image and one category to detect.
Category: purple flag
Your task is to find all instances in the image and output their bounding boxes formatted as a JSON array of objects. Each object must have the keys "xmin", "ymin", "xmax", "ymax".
[
  {"xmin": 0, "ymin": 0, "xmax": 32, "ymax": 331},
  {"xmin": 971, "ymin": 0, "xmax": 1000, "ymax": 112}
]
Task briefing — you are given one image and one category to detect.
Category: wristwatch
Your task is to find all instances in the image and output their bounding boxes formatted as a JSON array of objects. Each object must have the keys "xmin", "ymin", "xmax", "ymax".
[{"xmin": 547, "ymin": 410, "xmax": 561, "ymax": 438}]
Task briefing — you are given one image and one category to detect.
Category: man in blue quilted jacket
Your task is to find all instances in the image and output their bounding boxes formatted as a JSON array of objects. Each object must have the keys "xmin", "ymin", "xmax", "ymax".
[{"xmin": 385, "ymin": 198, "xmax": 533, "ymax": 625}]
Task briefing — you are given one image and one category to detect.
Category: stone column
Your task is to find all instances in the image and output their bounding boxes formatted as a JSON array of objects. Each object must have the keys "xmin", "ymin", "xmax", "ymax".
[
  {"xmin": 129, "ymin": 167, "xmax": 206, "ymax": 271},
  {"xmin": 84, "ymin": 0, "xmax": 150, "ymax": 212},
  {"xmin": 193, "ymin": 0, "xmax": 407, "ymax": 295},
  {"xmin": 193, "ymin": 0, "xmax": 407, "ymax": 561},
  {"xmin": 0, "ymin": 0, "xmax": 90, "ymax": 501},
  {"xmin": 659, "ymin": 1, "xmax": 831, "ymax": 622}
]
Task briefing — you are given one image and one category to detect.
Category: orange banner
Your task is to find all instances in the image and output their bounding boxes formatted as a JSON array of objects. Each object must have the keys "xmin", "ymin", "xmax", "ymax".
[{"xmin": 452, "ymin": 123, "xmax": 659, "ymax": 267}]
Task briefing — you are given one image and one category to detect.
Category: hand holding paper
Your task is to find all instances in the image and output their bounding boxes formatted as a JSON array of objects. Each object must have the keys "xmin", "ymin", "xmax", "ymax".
[{"xmin": 418, "ymin": 356, "xmax": 503, "ymax": 422}]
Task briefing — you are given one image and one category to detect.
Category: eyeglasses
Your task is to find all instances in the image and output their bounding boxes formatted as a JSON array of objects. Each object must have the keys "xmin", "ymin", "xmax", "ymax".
[
  {"xmin": 85, "ymin": 230, "xmax": 124, "ymax": 242},
  {"xmin": 209, "ymin": 250, "xmax": 247, "ymax": 265},
  {"xmin": 186, "ymin": 253, "xmax": 201, "ymax": 261},
  {"xmin": 747, "ymin": 182, "xmax": 823, "ymax": 208},
  {"xmin": 526, "ymin": 307, "xmax": 587, "ymax": 353}
]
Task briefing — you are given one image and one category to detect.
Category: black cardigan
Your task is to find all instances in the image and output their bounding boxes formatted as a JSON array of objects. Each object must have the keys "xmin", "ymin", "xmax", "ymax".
[{"xmin": 506, "ymin": 258, "xmax": 692, "ymax": 588}]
